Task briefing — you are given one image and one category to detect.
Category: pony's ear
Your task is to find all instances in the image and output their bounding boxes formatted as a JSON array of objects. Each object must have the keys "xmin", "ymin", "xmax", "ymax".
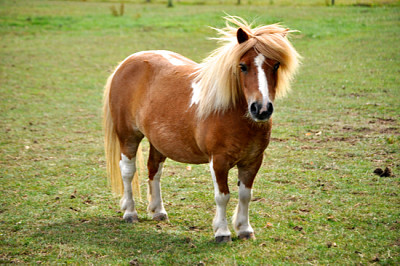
[{"xmin": 237, "ymin": 28, "xmax": 249, "ymax": 44}]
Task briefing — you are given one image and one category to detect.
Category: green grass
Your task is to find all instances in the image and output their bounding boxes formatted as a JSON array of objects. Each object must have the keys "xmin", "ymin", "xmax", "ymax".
[
  {"xmin": 1, "ymin": 0, "xmax": 399, "ymax": 264},
  {"xmin": 50, "ymin": 0, "xmax": 400, "ymax": 7}
]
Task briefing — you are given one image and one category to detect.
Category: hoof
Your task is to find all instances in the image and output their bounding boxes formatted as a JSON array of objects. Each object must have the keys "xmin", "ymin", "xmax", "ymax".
[
  {"xmin": 123, "ymin": 212, "xmax": 139, "ymax": 223},
  {"xmin": 153, "ymin": 212, "xmax": 168, "ymax": 221},
  {"xmin": 215, "ymin": 235, "xmax": 232, "ymax": 243},
  {"xmin": 238, "ymin": 232, "xmax": 256, "ymax": 240}
]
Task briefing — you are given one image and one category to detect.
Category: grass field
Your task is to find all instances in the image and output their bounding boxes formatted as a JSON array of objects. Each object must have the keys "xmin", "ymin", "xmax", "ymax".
[{"xmin": 1, "ymin": 0, "xmax": 399, "ymax": 264}]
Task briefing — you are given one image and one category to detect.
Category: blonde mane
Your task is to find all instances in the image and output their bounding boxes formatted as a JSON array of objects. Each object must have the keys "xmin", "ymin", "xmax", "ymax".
[{"xmin": 193, "ymin": 16, "xmax": 301, "ymax": 119}]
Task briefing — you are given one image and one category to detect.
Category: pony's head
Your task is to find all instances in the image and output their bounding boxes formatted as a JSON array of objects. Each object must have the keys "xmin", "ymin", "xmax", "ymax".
[
  {"xmin": 194, "ymin": 16, "xmax": 301, "ymax": 122},
  {"xmin": 237, "ymin": 44, "xmax": 279, "ymax": 121}
]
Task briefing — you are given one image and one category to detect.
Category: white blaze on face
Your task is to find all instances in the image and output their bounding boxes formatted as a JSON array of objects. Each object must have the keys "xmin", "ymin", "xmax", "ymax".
[{"xmin": 254, "ymin": 53, "xmax": 270, "ymax": 104}]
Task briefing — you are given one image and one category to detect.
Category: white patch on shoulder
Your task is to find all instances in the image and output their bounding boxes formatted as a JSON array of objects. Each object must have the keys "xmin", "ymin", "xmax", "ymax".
[
  {"xmin": 190, "ymin": 81, "xmax": 201, "ymax": 107},
  {"xmin": 254, "ymin": 53, "xmax": 270, "ymax": 103}
]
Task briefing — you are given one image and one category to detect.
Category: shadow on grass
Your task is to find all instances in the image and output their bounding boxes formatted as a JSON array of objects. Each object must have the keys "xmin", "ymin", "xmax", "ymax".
[{"xmin": 27, "ymin": 216, "xmax": 224, "ymax": 263}]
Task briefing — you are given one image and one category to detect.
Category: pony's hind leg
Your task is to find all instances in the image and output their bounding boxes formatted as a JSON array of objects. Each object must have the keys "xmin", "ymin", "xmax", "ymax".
[
  {"xmin": 119, "ymin": 135, "xmax": 143, "ymax": 223},
  {"xmin": 147, "ymin": 144, "xmax": 168, "ymax": 221}
]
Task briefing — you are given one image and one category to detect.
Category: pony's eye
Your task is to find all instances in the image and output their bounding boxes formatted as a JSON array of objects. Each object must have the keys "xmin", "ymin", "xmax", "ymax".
[
  {"xmin": 239, "ymin": 63, "xmax": 248, "ymax": 73},
  {"xmin": 273, "ymin": 62, "xmax": 280, "ymax": 72}
]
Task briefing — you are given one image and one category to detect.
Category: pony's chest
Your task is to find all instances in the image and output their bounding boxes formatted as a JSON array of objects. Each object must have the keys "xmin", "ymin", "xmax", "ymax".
[{"xmin": 196, "ymin": 117, "xmax": 271, "ymax": 161}]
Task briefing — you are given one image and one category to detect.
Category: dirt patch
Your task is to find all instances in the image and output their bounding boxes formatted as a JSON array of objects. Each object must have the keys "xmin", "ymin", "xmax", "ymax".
[
  {"xmin": 343, "ymin": 124, "xmax": 399, "ymax": 135},
  {"xmin": 375, "ymin": 117, "xmax": 397, "ymax": 124},
  {"xmin": 309, "ymin": 136, "xmax": 362, "ymax": 145},
  {"xmin": 373, "ymin": 167, "xmax": 395, "ymax": 177},
  {"xmin": 300, "ymin": 145, "xmax": 320, "ymax": 150},
  {"xmin": 380, "ymin": 127, "xmax": 400, "ymax": 135},
  {"xmin": 342, "ymin": 126, "xmax": 373, "ymax": 133},
  {"xmin": 270, "ymin": 137, "xmax": 288, "ymax": 142}
]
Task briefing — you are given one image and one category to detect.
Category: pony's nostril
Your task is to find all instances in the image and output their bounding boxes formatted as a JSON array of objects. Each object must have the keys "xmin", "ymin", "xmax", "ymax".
[
  {"xmin": 257, "ymin": 102, "xmax": 273, "ymax": 120},
  {"xmin": 267, "ymin": 102, "xmax": 274, "ymax": 114},
  {"xmin": 250, "ymin": 102, "xmax": 258, "ymax": 115}
]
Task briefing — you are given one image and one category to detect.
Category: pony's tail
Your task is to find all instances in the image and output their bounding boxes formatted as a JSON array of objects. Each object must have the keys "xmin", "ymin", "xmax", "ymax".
[{"xmin": 103, "ymin": 73, "xmax": 142, "ymax": 199}]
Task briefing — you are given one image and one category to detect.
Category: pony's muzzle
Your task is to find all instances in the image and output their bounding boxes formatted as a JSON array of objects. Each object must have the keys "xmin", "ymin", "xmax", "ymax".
[{"xmin": 249, "ymin": 101, "xmax": 273, "ymax": 122}]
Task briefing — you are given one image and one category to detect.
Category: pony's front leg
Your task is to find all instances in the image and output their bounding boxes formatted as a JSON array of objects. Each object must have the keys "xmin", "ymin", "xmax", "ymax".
[
  {"xmin": 210, "ymin": 156, "xmax": 231, "ymax": 243},
  {"xmin": 232, "ymin": 162, "xmax": 261, "ymax": 240},
  {"xmin": 120, "ymin": 154, "xmax": 139, "ymax": 223},
  {"xmin": 232, "ymin": 181, "xmax": 255, "ymax": 240}
]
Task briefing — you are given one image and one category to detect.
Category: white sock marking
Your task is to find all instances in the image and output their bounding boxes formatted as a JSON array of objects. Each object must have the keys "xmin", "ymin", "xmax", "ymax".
[
  {"xmin": 120, "ymin": 154, "xmax": 137, "ymax": 216},
  {"xmin": 210, "ymin": 158, "xmax": 231, "ymax": 237},
  {"xmin": 233, "ymin": 182, "xmax": 254, "ymax": 234},
  {"xmin": 148, "ymin": 163, "xmax": 167, "ymax": 216}
]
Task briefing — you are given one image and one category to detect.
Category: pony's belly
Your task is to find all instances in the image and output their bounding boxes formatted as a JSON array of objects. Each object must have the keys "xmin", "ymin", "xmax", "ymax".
[
  {"xmin": 147, "ymin": 135, "xmax": 209, "ymax": 164},
  {"xmin": 139, "ymin": 109, "xmax": 209, "ymax": 164},
  {"xmin": 162, "ymin": 151, "xmax": 209, "ymax": 164},
  {"xmin": 156, "ymin": 143, "xmax": 209, "ymax": 164}
]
